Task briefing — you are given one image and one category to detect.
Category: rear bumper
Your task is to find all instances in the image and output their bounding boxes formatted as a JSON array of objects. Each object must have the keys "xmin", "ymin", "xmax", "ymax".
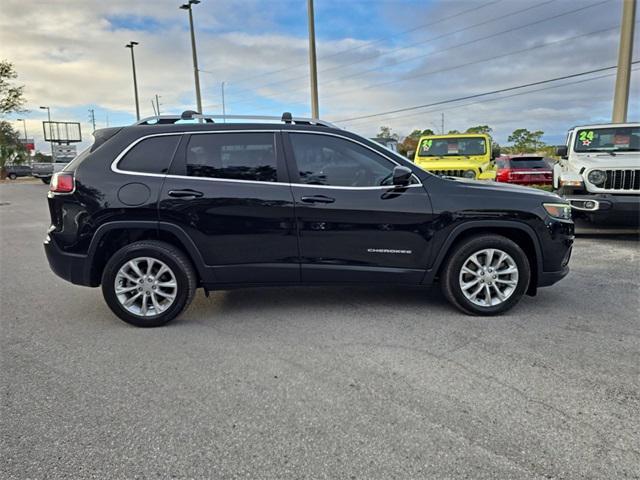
[
  {"xmin": 44, "ymin": 234, "xmax": 92, "ymax": 286},
  {"xmin": 503, "ymin": 179, "xmax": 552, "ymax": 186},
  {"xmin": 566, "ymin": 194, "xmax": 640, "ymax": 225}
]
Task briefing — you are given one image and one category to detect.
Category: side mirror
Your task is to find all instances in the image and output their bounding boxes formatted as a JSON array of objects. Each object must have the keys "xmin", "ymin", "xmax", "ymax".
[
  {"xmin": 556, "ymin": 146, "xmax": 568, "ymax": 158},
  {"xmin": 491, "ymin": 146, "xmax": 501, "ymax": 159},
  {"xmin": 392, "ymin": 165, "xmax": 412, "ymax": 186}
]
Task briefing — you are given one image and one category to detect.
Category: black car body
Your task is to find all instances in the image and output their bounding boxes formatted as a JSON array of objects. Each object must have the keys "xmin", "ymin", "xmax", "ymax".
[{"xmin": 45, "ymin": 113, "xmax": 574, "ymax": 326}]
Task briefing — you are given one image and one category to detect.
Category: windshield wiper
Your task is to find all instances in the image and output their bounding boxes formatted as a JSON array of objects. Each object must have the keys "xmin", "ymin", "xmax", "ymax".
[{"xmin": 582, "ymin": 149, "xmax": 616, "ymax": 155}]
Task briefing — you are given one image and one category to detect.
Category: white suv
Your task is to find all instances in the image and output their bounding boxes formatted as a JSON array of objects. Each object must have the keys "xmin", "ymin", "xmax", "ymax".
[{"xmin": 554, "ymin": 123, "xmax": 639, "ymax": 226}]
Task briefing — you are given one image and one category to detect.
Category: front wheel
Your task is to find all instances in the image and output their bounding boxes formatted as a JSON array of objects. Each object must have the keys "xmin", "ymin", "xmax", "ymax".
[
  {"xmin": 101, "ymin": 240, "xmax": 197, "ymax": 327},
  {"xmin": 8, "ymin": 173, "xmax": 17, "ymax": 180},
  {"xmin": 440, "ymin": 235, "xmax": 530, "ymax": 316}
]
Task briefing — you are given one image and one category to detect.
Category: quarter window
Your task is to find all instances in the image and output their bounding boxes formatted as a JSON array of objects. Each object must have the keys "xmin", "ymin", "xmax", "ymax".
[
  {"xmin": 289, "ymin": 133, "xmax": 397, "ymax": 187},
  {"xmin": 185, "ymin": 133, "xmax": 278, "ymax": 182},
  {"xmin": 118, "ymin": 135, "xmax": 180, "ymax": 174}
]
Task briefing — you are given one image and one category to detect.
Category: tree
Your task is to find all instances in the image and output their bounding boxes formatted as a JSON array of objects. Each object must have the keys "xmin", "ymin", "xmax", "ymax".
[
  {"xmin": 0, "ymin": 60, "xmax": 28, "ymax": 175},
  {"xmin": 0, "ymin": 121, "xmax": 27, "ymax": 169},
  {"xmin": 465, "ymin": 125, "xmax": 493, "ymax": 136},
  {"xmin": 447, "ymin": 129, "xmax": 461, "ymax": 134},
  {"xmin": 377, "ymin": 126, "xmax": 399, "ymax": 140},
  {"xmin": 507, "ymin": 128, "xmax": 546, "ymax": 153},
  {"xmin": 0, "ymin": 60, "xmax": 26, "ymax": 114}
]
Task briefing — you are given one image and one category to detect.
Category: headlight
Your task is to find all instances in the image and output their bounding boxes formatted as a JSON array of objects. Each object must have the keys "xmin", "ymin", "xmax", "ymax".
[
  {"xmin": 463, "ymin": 170, "xmax": 476, "ymax": 179},
  {"xmin": 587, "ymin": 170, "xmax": 606, "ymax": 185},
  {"xmin": 543, "ymin": 203, "xmax": 571, "ymax": 220}
]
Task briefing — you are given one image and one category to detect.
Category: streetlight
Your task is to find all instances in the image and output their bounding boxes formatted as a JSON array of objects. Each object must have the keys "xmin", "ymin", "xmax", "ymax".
[
  {"xmin": 180, "ymin": 0, "xmax": 203, "ymax": 114},
  {"xmin": 125, "ymin": 41, "xmax": 140, "ymax": 121},
  {"xmin": 16, "ymin": 118, "xmax": 28, "ymax": 140},
  {"xmin": 39, "ymin": 106, "xmax": 54, "ymax": 159}
]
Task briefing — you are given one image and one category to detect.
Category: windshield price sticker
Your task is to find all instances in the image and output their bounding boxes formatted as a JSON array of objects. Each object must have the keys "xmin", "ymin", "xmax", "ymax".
[
  {"xmin": 614, "ymin": 135, "xmax": 630, "ymax": 145},
  {"xmin": 447, "ymin": 142, "xmax": 459, "ymax": 154},
  {"xmin": 420, "ymin": 139, "xmax": 432, "ymax": 154},
  {"xmin": 579, "ymin": 130, "xmax": 594, "ymax": 146}
]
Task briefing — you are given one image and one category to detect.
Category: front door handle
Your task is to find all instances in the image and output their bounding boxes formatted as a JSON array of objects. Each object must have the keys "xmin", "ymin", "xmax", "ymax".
[
  {"xmin": 168, "ymin": 189, "xmax": 204, "ymax": 199},
  {"xmin": 300, "ymin": 195, "xmax": 335, "ymax": 204}
]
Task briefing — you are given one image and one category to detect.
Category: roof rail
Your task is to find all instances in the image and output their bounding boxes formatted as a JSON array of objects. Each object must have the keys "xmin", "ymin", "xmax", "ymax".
[{"xmin": 134, "ymin": 111, "xmax": 339, "ymax": 129}]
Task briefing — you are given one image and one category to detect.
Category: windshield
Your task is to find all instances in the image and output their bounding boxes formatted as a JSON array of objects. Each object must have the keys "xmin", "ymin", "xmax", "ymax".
[
  {"xmin": 418, "ymin": 137, "xmax": 486, "ymax": 157},
  {"xmin": 574, "ymin": 126, "xmax": 639, "ymax": 152}
]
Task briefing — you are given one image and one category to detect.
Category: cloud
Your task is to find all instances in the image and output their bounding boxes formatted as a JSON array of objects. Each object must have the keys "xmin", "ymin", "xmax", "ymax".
[{"xmin": 0, "ymin": 0, "xmax": 638, "ymax": 153}]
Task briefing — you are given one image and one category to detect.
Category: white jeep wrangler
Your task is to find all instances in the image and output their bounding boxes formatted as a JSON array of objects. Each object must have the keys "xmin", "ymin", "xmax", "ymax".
[{"xmin": 554, "ymin": 123, "xmax": 639, "ymax": 226}]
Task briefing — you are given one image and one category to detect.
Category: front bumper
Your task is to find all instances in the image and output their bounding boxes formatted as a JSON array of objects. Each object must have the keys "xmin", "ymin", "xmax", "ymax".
[
  {"xmin": 538, "ymin": 265, "xmax": 570, "ymax": 287},
  {"xmin": 565, "ymin": 193, "xmax": 640, "ymax": 225},
  {"xmin": 44, "ymin": 234, "xmax": 92, "ymax": 286}
]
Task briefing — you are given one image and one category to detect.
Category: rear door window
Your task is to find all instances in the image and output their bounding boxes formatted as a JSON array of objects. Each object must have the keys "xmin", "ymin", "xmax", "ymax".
[
  {"xmin": 184, "ymin": 132, "xmax": 279, "ymax": 182},
  {"xmin": 118, "ymin": 135, "xmax": 181, "ymax": 174}
]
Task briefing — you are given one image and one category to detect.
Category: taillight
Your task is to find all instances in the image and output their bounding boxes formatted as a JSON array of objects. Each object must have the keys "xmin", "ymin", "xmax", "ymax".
[
  {"xmin": 50, "ymin": 172, "xmax": 75, "ymax": 193},
  {"xmin": 496, "ymin": 168, "xmax": 511, "ymax": 182}
]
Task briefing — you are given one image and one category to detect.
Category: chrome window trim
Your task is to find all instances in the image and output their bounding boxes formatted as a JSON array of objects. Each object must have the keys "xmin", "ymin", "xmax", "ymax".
[
  {"xmin": 111, "ymin": 132, "xmax": 186, "ymax": 178},
  {"xmin": 110, "ymin": 129, "xmax": 423, "ymax": 189}
]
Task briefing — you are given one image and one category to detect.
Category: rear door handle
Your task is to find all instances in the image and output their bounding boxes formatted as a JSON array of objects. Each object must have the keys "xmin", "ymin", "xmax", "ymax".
[
  {"xmin": 168, "ymin": 189, "xmax": 204, "ymax": 199},
  {"xmin": 300, "ymin": 195, "xmax": 335, "ymax": 204}
]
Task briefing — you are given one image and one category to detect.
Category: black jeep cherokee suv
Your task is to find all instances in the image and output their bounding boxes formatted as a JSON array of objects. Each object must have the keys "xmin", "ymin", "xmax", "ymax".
[{"xmin": 44, "ymin": 112, "xmax": 573, "ymax": 327}]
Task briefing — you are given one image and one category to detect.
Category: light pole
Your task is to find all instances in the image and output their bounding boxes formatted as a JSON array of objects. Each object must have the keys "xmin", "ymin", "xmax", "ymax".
[
  {"xmin": 39, "ymin": 106, "xmax": 53, "ymax": 160},
  {"xmin": 307, "ymin": 0, "xmax": 319, "ymax": 118},
  {"xmin": 612, "ymin": 0, "xmax": 636, "ymax": 123},
  {"xmin": 180, "ymin": 0, "xmax": 203, "ymax": 114},
  {"xmin": 16, "ymin": 118, "xmax": 28, "ymax": 140},
  {"xmin": 125, "ymin": 41, "xmax": 140, "ymax": 121}
]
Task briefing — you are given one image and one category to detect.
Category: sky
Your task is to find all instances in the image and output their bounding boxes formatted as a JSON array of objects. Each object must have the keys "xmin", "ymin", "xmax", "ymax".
[{"xmin": 0, "ymin": 0, "xmax": 638, "ymax": 154}]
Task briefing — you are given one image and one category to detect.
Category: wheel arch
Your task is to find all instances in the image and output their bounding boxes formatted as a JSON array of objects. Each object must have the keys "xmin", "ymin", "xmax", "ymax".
[
  {"xmin": 85, "ymin": 221, "xmax": 207, "ymax": 287},
  {"xmin": 425, "ymin": 220, "xmax": 542, "ymax": 295}
]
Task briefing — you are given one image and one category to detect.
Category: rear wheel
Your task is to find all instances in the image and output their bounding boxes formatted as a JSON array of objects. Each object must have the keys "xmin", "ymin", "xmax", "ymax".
[
  {"xmin": 101, "ymin": 240, "xmax": 197, "ymax": 327},
  {"xmin": 441, "ymin": 234, "xmax": 530, "ymax": 316},
  {"xmin": 41, "ymin": 177, "xmax": 51, "ymax": 184},
  {"xmin": 8, "ymin": 173, "xmax": 17, "ymax": 180}
]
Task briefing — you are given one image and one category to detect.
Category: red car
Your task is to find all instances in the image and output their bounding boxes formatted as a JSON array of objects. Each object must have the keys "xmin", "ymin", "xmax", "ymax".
[{"xmin": 495, "ymin": 155, "xmax": 553, "ymax": 186}]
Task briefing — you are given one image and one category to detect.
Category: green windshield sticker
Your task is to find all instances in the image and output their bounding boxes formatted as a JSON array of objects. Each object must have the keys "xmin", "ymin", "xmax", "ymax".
[
  {"xmin": 421, "ymin": 139, "xmax": 432, "ymax": 151},
  {"xmin": 579, "ymin": 130, "xmax": 594, "ymax": 146}
]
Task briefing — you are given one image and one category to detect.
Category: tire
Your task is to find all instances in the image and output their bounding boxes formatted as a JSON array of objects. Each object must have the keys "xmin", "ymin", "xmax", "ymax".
[
  {"xmin": 440, "ymin": 234, "xmax": 530, "ymax": 316},
  {"xmin": 41, "ymin": 178, "xmax": 51, "ymax": 184},
  {"xmin": 8, "ymin": 173, "xmax": 17, "ymax": 180},
  {"xmin": 101, "ymin": 240, "xmax": 197, "ymax": 327}
]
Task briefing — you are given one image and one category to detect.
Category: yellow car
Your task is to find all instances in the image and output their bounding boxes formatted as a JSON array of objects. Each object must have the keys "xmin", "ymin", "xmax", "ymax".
[{"xmin": 413, "ymin": 133, "xmax": 498, "ymax": 180}]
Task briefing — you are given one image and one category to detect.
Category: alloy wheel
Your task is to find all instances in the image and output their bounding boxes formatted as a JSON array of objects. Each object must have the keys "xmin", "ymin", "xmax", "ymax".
[
  {"xmin": 458, "ymin": 248, "xmax": 519, "ymax": 307},
  {"xmin": 114, "ymin": 257, "xmax": 177, "ymax": 317}
]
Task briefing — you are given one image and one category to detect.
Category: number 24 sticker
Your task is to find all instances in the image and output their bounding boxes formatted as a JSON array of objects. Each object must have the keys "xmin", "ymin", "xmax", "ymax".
[{"xmin": 579, "ymin": 131, "xmax": 594, "ymax": 145}]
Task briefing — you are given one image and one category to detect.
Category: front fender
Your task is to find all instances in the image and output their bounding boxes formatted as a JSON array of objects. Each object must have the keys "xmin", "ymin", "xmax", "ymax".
[{"xmin": 422, "ymin": 219, "xmax": 543, "ymax": 285}]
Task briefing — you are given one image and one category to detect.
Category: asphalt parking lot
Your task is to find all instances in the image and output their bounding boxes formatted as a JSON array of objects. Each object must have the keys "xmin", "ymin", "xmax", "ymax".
[{"xmin": 1, "ymin": 182, "xmax": 639, "ymax": 479}]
